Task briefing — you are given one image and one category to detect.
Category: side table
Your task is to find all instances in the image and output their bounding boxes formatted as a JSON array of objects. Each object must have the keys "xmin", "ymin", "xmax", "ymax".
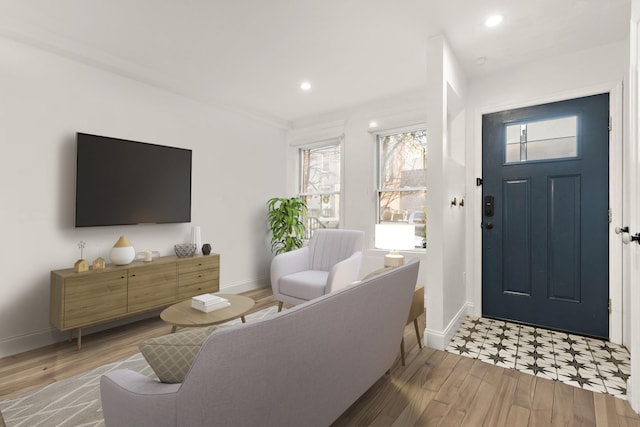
[
  {"xmin": 401, "ymin": 285, "xmax": 425, "ymax": 366},
  {"xmin": 362, "ymin": 268, "xmax": 425, "ymax": 367}
]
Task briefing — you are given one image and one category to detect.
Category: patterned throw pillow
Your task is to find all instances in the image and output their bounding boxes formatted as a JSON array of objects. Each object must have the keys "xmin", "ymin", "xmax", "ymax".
[{"xmin": 139, "ymin": 326, "xmax": 217, "ymax": 383}]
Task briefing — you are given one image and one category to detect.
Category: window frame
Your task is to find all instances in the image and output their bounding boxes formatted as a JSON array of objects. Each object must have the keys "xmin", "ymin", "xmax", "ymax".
[
  {"xmin": 297, "ymin": 139, "xmax": 343, "ymax": 237},
  {"xmin": 375, "ymin": 125, "xmax": 427, "ymax": 249}
]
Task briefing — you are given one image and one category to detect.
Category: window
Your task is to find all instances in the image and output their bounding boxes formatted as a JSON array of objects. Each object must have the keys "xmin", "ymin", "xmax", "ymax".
[
  {"xmin": 377, "ymin": 129, "xmax": 427, "ymax": 248},
  {"xmin": 505, "ymin": 116, "xmax": 578, "ymax": 163},
  {"xmin": 299, "ymin": 142, "xmax": 341, "ymax": 238}
]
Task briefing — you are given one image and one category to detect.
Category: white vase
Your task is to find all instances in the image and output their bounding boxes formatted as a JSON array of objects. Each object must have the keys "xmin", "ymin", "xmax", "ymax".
[
  {"xmin": 110, "ymin": 235, "xmax": 135, "ymax": 265},
  {"xmin": 191, "ymin": 226, "xmax": 202, "ymax": 255}
]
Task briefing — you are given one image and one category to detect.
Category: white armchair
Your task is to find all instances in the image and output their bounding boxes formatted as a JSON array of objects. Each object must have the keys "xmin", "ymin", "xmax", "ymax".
[{"xmin": 271, "ymin": 229, "xmax": 365, "ymax": 310}]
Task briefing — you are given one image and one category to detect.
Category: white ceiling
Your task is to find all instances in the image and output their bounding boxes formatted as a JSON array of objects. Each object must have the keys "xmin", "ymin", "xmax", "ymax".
[{"xmin": 0, "ymin": 0, "xmax": 630, "ymax": 127}]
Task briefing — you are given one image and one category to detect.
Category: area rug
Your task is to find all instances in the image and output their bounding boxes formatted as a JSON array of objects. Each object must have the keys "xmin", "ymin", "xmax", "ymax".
[{"xmin": 0, "ymin": 306, "xmax": 278, "ymax": 427}]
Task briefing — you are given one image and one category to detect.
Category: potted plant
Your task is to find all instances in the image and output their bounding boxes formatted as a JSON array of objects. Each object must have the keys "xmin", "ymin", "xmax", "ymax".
[{"xmin": 267, "ymin": 197, "xmax": 308, "ymax": 255}]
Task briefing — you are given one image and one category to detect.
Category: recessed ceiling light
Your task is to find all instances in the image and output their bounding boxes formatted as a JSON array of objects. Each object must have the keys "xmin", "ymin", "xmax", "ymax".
[
  {"xmin": 300, "ymin": 81, "xmax": 312, "ymax": 91},
  {"xmin": 485, "ymin": 14, "xmax": 503, "ymax": 28},
  {"xmin": 369, "ymin": 121, "xmax": 378, "ymax": 128}
]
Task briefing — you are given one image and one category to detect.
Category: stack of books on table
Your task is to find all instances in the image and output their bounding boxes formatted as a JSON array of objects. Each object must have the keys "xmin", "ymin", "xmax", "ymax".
[{"xmin": 191, "ymin": 294, "xmax": 230, "ymax": 313}]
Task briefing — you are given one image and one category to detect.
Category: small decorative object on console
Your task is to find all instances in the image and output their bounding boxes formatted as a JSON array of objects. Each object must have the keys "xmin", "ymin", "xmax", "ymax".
[
  {"xmin": 191, "ymin": 293, "xmax": 230, "ymax": 313},
  {"xmin": 74, "ymin": 259, "xmax": 88, "ymax": 273},
  {"xmin": 74, "ymin": 241, "xmax": 88, "ymax": 273},
  {"xmin": 110, "ymin": 235, "xmax": 135, "ymax": 265},
  {"xmin": 136, "ymin": 250, "xmax": 161, "ymax": 261},
  {"xmin": 202, "ymin": 243, "xmax": 211, "ymax": 255},
  {"xmin": 92, "ymin": 257, "xmax": 106, "ymax": 271},
  {"xmin": 174, "ymin": 243, "xmax": 197, "ymax": 258}
]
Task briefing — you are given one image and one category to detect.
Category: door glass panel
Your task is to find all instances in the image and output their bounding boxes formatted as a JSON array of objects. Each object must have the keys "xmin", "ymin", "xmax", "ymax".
[{"xmin": 505, "ymin": 116, "xmax": 577, "ymax": 163}]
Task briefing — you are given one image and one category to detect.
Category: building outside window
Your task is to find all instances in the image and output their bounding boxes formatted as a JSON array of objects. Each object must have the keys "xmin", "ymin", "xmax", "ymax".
[
  {"xmin": 377, "ymin": 128, "xmax": 427, "ymax": 248},
  {"xmin": 299, "ymin": 142, "xmax": 341, "ymax": 239}
]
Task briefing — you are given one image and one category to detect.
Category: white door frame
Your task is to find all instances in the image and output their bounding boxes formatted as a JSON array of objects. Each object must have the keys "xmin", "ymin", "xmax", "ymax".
[
  {"xmin": 471, "ymin": 82, "xmax": 624, "ymax": 344},
  {"xmin": 627, "ymin": 0, "xmax": 640, "ymax": 412}
]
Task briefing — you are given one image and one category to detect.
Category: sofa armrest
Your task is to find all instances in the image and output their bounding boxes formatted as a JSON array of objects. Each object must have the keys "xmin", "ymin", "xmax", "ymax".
[
  {"xmin": 270, "ymin": 246, "xmax": 310, "ymax": 296},
  {"xmin": 100, "ymin": 370, "xmax": 180, "ymax": 427},
  {"xmin": 326, "ymin": 251, "xmax": 363, "ymax": 293}
]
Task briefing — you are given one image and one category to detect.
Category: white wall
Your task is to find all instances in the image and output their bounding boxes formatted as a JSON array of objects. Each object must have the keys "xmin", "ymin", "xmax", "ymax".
[
  {"xmin": 465, "ymin": 41, "xmax": 627, "ymax": 338},
  {"xmin": 0, "ymin": 36, "xmax": 286, "ymax": 356},
  {"xmin": 424, "ymin": 36, "xmax": 469, "ymax": 350}
]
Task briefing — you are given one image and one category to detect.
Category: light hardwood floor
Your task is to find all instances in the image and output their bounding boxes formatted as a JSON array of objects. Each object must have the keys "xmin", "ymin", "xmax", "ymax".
[{"xmin": 1, "ymin": 288, "xmax": 639, "ymax": 426}]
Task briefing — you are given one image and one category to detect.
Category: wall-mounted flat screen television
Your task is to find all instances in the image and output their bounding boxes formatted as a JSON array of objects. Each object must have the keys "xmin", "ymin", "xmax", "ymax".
[{"xmin": 75, "ymin": 133, "xmax": 192, "ymax": 227}]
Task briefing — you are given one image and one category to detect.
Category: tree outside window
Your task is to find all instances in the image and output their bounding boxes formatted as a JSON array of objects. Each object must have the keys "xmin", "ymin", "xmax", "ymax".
[
  {"xmin": 377, "ymin": 129, "xmax": 427, "ymax": 248},
  {"xmin": 299, "ymin": 143, "xmax": 341, "ymax": 239}
]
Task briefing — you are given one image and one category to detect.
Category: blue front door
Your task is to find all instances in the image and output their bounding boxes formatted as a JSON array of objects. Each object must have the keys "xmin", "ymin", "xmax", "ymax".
[{"xmin": 482, "ymin": 93, "xmax": 609, "ymax": 338}]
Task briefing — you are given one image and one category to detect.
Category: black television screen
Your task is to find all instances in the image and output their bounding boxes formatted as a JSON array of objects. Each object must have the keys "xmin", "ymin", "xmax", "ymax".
[{"xmin": 75, "ymin": 133, "xmax": 192, "ymax": 227}]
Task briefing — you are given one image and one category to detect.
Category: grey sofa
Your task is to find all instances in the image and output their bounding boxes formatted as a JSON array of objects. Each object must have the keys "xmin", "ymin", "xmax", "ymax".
[{"xmin": 100, "ymin": 259, "xmax": 420, "ymax": 427}]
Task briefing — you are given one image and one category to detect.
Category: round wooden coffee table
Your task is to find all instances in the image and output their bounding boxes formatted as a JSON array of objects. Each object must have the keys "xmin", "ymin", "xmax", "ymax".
[{"xmin": 160, "ymin": 294, "xmax": 255, "ymax": 332}]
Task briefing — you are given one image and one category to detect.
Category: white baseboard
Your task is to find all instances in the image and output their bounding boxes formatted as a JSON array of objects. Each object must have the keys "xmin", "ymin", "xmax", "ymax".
[
  {"xmin": 220, "ymin": 277, "xmax": 268, "ymax": 294},
  {"xmin": 0, "ymin": 328, "xmax": 62, "ymax": 358},
  {"xmin": 0, "ymin": 310, "xmax": 164, "ymax": 358},
  {"xmin": 425, "ymin": 302, "xmax": 473, "ymax": 350}
]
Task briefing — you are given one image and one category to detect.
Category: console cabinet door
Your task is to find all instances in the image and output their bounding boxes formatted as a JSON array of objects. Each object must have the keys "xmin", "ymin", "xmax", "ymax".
[
  {"xmin": 63, "ymin": 271, "xmax": 127, "ymax": 329},
  {"xmin": 127, "ymin": 263, "xmax": 177, "ymax": 312}
]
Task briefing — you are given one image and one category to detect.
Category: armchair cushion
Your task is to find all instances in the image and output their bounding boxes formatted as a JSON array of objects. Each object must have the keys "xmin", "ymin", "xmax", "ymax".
[
  {"xmin": 270, "ymin": 246, "xmax": 310, "ymax": 295},
  {"xmin": 280, "ymin": 270, "xmax": 330, "ymax": 301},
  {"xmin": 139, "ymin": 326, "xmax": 217, "ymax": 383}
]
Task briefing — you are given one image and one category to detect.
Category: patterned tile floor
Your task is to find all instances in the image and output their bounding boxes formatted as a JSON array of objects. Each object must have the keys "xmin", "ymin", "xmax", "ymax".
[{"xmin": 446, "ymin": 316, "xmax": 631, "ymax": 399}]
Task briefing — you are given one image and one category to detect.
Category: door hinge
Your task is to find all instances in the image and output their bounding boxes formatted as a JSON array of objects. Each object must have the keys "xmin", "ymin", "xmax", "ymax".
[
  {"xmin": 608, "ymin": 299, "xmax": 612, "ymax": 314},
  {"xmin": 609, "ymin": 116, "xmax": 612, "ymax": 132},
  {"xmin": 476, "ymin": 178, "xmax": 483, "ymax": 187},
  {"xmin": 608, "ymin": 208, "xmax": 613, "ymax": 224}
]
